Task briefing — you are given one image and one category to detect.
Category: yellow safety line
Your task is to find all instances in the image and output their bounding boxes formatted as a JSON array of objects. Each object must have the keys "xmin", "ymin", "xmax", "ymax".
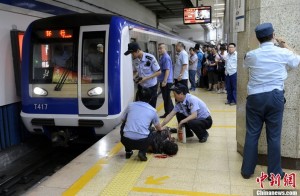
[
  {"xmin": 132, "ymin": 187, "xmax": 235, "ymax": 196},
  {"xmin": 62, "ymin": 142, "xmax": 123, "ymax": 196},
  {"xmin": 211, "ymin": 110, "xmax": 236, "ymax": 112},
  {"xmin": 62, "ymin": 102, "xmax": 165, "ymax": 195},
  {"xmin": 212, "ymin": 125, "xmax": 236, "ymax": 128},
  {"xmin": 100, "ymin": 155, "xmax": 153, "ymax": 195}
]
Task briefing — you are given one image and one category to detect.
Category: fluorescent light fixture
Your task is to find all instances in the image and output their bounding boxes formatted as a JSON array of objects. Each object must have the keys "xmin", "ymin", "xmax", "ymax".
[
  {"xmin": 214, "ymin": 3, "xmax": 225, "ymax": 6},
  {"xmin": 214, "ymin": 8, "xmax": 225, "ymax": 10}
]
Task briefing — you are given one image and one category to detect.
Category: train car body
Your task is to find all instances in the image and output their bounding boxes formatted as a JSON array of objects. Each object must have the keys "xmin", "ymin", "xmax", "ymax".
[{"xmin": 20, "ymin": 14, "xmax": 194, "ymax": 141}]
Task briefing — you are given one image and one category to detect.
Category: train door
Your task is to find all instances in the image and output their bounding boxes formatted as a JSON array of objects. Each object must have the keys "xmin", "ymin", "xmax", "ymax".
[{"xmin": 78, "ymin": 25, "xmax": 109, "ymax": 115}]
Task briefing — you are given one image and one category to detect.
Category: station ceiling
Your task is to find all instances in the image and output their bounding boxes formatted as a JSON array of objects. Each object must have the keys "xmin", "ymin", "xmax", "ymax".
[{"xmin": 133, "ymin": 0, "xmax": 194, "ymax": 19}]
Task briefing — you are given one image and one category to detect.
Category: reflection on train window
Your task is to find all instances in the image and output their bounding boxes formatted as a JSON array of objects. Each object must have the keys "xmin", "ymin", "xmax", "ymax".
[
  {"xmin": 32, "ymin": 43, "xmax": 76, "ymax": 84},
  {"xmin": 82, "ymin": 31, "xmax": 105, "ymax": 83}
]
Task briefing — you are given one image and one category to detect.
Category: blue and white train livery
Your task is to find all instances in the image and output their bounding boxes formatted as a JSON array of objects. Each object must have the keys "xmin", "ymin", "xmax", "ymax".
[{"xmin": 21, "ymin": 13, "xmax": 194, "ymax": 142}]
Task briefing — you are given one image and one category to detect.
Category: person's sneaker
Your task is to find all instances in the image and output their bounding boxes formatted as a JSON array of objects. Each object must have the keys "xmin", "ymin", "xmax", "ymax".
[
  {"xmin": 230, "ymin": 102, "xmax": 236, "ymax": 106},
  {"xmin": 222, "ymin": 89, "xmax": 227, "ymax": 94},
  {"xmin": 217, "ymin": 89, "xmax": 222, "ymax": 94},
  {"xmin": 125, "ymin": 151, "xmax": 133, "ymax": 159},
  {"xmin": 138, "ymin": 151, "xmax": 147, "ymax": 161},
  {"xmin": 225, "ymin": 102, "xmax": 231, "ymax": 105}
]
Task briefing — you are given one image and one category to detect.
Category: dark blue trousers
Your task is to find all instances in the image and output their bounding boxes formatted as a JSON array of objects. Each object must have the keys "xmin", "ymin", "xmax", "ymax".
[
  {"xmin": 225, "ymin": 73, "xmax": 237, "ymax": 103},
  {"xmin": 241, "ymin": 89, "xmax": 284, "ymax": 176}
]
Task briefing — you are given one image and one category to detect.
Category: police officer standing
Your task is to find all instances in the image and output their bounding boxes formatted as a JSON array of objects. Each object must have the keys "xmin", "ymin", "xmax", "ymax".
[
  {"xmin": 157, "ymin": 43, "xmax": 174, "ymax": 118},
  {"xmin": 124, "ymin": 42, "xmax": 161, "ymax": 108},
  {"xmin": 161, "ymin": 84, "xmax": 213, "ymax": 142},
  {"xmin": 241, "ymin": 23, "xmax": 300, "ymax": 179}
]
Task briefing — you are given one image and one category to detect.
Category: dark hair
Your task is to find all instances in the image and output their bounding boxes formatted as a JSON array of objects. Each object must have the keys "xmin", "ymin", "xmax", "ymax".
[
  {"xmin": 228, "ymin": 43, "xmax": 236, "ymax": 47},
  {"xmin": 138, "ymin": 88, "xmax": 152, "ymax": 103},
  {"xmin": 194, "ymin": 43, "xmax": 200, "ymax": 50},
  {"xmin": 220, "ymin": 45, "xmax": 226, "ymax": 50},
  {"xmin": 257, "ymin": 34, "xmax": 273, "ymax": 43},
  {"xmin": 163, "ymin": 140, "xmax": 178, "ymax": 155},
  {"xmin": 189, "ymin": 47, "xmax": 195, "ymax": 52}
]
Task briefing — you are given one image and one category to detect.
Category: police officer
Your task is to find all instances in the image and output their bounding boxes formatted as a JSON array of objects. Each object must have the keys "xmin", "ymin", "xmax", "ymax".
[
  {"xmin": 124, "ymin": 42, "xmax": 161, "ymax": 108},
  {"xmin": 241, "ymin": 23, "xmax": 300, "ymax": 179},
  {"xmin": 161, "ymin": 84, "xmax": 213, "ymax": 143},
  {"xmin": 174, "ymin": 42, "xmax": 189, "ymax": 88},
  {"xmin": 120, "ymin": 88, "xmax": 162, "ymax": 161}
]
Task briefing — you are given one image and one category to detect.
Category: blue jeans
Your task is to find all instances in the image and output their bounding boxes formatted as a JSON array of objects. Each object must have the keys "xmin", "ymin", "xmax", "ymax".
[
  {"xmin": 225, "ymin": 73, "xmax": 237, "ymax": 103},
  {"xmin": 189, "ymin": 70, "xmax": 196, "ymax": 89},
  {"xmin": 241, "ymin": 89, "xmax": 284, "ymax": 176}
]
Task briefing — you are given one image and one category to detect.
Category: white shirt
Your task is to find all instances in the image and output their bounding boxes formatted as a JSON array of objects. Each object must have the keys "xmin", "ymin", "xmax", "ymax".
[
  {"xmin": 225, "ymin": 51, "xmax": 237, "ymax": 76},
  {"xmin": 174, "ymin": 50, "xmax": 189, "ymax": 79},
  {"xmin": 133, "ymin": 52, "xmax": 160, "ymax": 88},
  {"xmin": 243, "ymin": 42, "xmax": 300, "ymax": 95}
]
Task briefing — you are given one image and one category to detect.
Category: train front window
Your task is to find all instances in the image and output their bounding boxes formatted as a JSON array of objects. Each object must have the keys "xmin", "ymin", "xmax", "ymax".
[
  {"xmin": 81, "ymin": 31, "xmax": 106, "ymax": 110},
  {"xmin": 31, "ymin": 43, "xmax": 76, "ymax": 84}
]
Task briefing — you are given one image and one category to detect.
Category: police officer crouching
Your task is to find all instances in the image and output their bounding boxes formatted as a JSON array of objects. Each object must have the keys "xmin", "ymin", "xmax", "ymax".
[
  {"xmin": 124, "ymin": 42, "xmax": 161, "ymax": 108},
  {"xmin": 120, "ymin": 88, "xmax": 162, "ymax": 161},
  {"xmin": 161, "ymin": 84, "xmax": 213, "ymax": 143}
]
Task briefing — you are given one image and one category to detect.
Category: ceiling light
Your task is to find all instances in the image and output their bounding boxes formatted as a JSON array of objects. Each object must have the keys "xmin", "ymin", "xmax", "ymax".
[
  {"xmin": 214, "ymin": 8, "xmax": 225, "ymax": 10},
  {"xmin": 214, "ymin": 3, "xmax": 225, "ymax": 6}
]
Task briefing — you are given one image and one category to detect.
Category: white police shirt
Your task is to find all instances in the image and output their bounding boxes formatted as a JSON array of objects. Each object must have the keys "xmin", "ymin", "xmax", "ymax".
[
  {"xmin": 133, "ymin": 52, "xmax": 160, "ymax": 88},
  {"xmin": 173, "ymin": 93, "xmax": 210, "ymax": 119},
  {"xmin": 243, "ymin": 42, "xmax": 300, "ymax": 95},
  {"xmin": 225, "ymin": 51, "xmax": 237, "ymax": 76},
  {"xmin": 174, "ymin": 50, "xmax": 189, "ymax": 79},
  {"xmin": 121, "ymin": 101, "xmax": 160, "ymax": 140}
]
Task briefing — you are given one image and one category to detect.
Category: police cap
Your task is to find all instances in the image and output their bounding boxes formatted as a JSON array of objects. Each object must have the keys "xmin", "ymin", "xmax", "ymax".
[
  {"xmin": 124, "ymin": 42, "xmax": 140, "ymax": 55},
  {"xmin": 255, "ymin": 23, "xmax": 274, "ymax": 38}
]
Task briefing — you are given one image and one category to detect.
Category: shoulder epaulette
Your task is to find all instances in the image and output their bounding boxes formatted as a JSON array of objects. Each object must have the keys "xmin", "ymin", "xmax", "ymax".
[{"xmin": 145, "ymin": 55, "xmax": 153, "ymax": 61}]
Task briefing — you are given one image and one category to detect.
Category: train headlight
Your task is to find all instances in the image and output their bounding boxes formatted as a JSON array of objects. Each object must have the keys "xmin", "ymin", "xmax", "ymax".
[
  {"xmin": 88, "ymin": 87, "xmax": 103, "ymax": 96},
  {"xmin": 33, "ymin": 87, "xmax": 48, "ymax": 96}
]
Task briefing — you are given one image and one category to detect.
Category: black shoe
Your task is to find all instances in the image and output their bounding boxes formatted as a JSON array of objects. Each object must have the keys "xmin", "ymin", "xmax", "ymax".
[
  {"xmin": 138, "ymin": 151, "xmax": 147, "ymax": 161},
  {"xmin": 125, "ymin": 151, "xmax": 133, "ymax": 159},
  {"xmin": 230, "ymin": 102, "xmax": 236, "ymax": 106},
  {"xmin": 241, "ymin": 172, "xmax": 251, "ymax": 179},
  {"xmin": 199, "ymin": 133, "xmax": 209, "ymax": 143},
  {"xmin": 159, "ymin": 114, "xmax": 168, "ymax": 118},
  {"xmin": 225, "ymin": 102, "xmax": 231, "ymax": 105},
  {"xmin": 169, "ymin": 128, "xmax": 177, "ymax": 133}
]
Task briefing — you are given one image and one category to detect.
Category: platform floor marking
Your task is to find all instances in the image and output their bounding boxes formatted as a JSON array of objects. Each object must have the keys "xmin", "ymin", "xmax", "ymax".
[
  {"xmin": 62, "ymin": 101, "xmax": 165, "ymax": 195},
  {"xmin": 62, "ymin": 142, "xmax": 123, "ymax": 196},
  {"xmin": 132, "ymin": 187, "xmax": 234, "ymax": 196},
  {"xmin": 100, "ymin": 155, "xmax": 153, "ymax": 195}
]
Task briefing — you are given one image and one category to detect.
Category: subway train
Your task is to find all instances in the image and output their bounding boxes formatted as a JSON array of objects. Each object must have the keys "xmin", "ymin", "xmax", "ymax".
[{"xmin": 20, "ymin": 13, "xmax": 195, "ymax": 143}]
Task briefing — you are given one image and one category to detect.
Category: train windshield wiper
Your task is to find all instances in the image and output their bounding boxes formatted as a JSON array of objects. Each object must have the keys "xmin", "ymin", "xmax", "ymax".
[{"xmin": 54, "ymin": 58, "xmax": 73, "ymax": 91}]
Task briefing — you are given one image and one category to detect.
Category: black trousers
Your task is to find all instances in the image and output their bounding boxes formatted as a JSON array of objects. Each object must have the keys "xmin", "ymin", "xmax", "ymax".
[
  {"xmin": 176, "ymin": 113, "xmax": 213, "ymax": 140},
  {"xmin": 136, "ymin": 84, "xmax": 158, "ymax": 108},
  {"xmin": 120, "ymin": 121, "xmax": 150, "ymax": 154},
  {"xmin": 160, "ymin": 82, "xmax": 174, "ymax": 115}
]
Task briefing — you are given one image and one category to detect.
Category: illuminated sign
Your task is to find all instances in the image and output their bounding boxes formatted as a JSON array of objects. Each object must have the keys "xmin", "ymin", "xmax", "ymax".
[
  {"xmin": 36, "ymin": 29, "xmax": 73, "ymax": 39},
  {"xmin": 183, "ymin": 7, "xmax": 212, "ymax": 24}
]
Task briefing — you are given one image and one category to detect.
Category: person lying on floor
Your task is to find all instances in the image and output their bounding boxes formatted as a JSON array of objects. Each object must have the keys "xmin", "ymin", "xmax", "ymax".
[
  {"xmin": 161, "ymin": 83, "xmax": 213, "ymax": 143},
  {"xmin": 148, "ymin": 128, "xmax": 178, "ymax": 156}
]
